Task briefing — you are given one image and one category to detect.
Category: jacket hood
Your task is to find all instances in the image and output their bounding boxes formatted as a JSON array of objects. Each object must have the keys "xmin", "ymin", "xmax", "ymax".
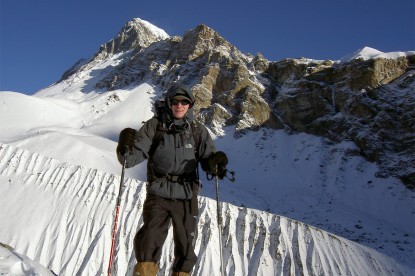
[
  {"xmin": 165, "ymin": 84, "xmax": 195, "ymax": 109},
  {"xmin": 162, "ymin": 84, "xmax": 195, "ymax": 124}
]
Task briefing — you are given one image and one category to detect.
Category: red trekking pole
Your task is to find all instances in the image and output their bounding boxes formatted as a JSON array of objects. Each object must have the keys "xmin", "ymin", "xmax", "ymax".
[{"xmin": 107, "ymin": 153, "xmax": 127, "ymax": 276}]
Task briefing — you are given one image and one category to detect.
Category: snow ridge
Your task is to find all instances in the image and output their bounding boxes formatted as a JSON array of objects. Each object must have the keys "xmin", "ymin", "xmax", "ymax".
[
  {"xmin": 0, "ymin": 143, "xmax": 413, "ymax": 275},
  {"xmin": 339, "ymin": 46, "xmax": 415, "ymax": 62}
]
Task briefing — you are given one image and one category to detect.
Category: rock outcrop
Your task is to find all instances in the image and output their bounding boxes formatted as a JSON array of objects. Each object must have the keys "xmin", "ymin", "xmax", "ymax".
[{"xmin": 266, "ymin": 56, "xmax": 415, "ymax": 188}]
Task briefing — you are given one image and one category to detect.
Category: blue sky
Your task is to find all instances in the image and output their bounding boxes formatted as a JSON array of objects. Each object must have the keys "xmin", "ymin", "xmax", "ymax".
[{"xmin": 1, "ymin": 0, "xmax": 414, "ymax": 94}]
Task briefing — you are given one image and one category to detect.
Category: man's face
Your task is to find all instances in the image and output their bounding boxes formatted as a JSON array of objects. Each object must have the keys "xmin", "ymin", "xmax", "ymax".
[{"xmin": 171, "ymin": 99, "xmax": 190, "ymax": 119}]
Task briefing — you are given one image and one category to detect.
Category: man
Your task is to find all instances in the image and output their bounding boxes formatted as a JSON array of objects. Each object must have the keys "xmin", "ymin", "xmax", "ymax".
[{"xmin": 116, "ymin": 84, "xmax": 228, "ymax": 276}]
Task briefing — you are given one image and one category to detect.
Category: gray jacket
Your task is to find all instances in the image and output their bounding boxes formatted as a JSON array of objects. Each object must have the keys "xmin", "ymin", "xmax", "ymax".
[{"xmin": 118, "ymin": 117, "xmax": 216, "ymax": 199}]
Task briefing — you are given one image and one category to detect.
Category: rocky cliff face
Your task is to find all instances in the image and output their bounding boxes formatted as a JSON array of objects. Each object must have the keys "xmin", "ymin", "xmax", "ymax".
[
  {"xmin": 266, "ymin": 56, "xmax": 415, "ymax": 188},
  {"xmin": 59, "ymin": 19, "xmax": 415, "ymax": 188}
]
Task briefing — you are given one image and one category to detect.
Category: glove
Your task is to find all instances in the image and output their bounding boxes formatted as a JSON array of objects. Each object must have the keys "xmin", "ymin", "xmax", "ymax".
[
  {"xmin": 117, "ymin": 128, "xmax": 136, "ymax": 155},
  {"xmin": 208, "ymin": 151, "xmax": 228, "ymax": 179}
]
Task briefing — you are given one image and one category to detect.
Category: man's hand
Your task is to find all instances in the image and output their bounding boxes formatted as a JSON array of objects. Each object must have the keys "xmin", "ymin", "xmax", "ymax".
[
  {"xmin": 117, "ymin": 128, "xmax": 136, "ymax": 155},
  {"xmin": 208, "ymin": 151, "xmax": 228, "ymax": 179}
]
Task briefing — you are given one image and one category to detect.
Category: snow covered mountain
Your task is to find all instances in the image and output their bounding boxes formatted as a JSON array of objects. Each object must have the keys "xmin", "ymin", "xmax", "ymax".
[{"xmin": 1, "ymin": 18, "xmax": 414, "ymax": 275}]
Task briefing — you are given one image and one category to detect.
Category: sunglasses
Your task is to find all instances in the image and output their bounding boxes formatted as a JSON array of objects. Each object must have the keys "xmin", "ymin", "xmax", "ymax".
[{"xmin": 171, "ymin": 99, "xmax": 190, "ymax": 106}]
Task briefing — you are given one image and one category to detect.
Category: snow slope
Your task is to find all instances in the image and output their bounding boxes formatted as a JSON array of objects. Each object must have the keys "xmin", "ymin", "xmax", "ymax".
[
  {"xmin": 0, "ymin": 142, "xmax": 413, "ymax": 275},
  {"xmin": 0, "ymin": 244, "xmax": 56, "ymax": 275}
]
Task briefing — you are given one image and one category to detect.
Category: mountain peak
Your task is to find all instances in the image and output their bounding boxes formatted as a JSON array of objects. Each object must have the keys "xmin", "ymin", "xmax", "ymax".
[
  {"xmin": 128, "ymin": 18, "xmax": 170, "ymax": 40},
  {"xmin": 339, "ymin": 46, "xmax": 384, "ymax": 62},
  {"xmin": 171, "ymin": 23, "xmax": 244, "ymax": 63},
  {"xmin": 184, "ymin": 23, "xmax": 226, "ymax": 45},
  {"xmin": 95, "ymin": 18, "xmax": 169, "ymax": 59}
]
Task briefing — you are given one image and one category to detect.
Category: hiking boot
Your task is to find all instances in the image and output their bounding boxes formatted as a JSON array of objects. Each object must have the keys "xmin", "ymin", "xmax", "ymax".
[{"xmin": 133, "ymin": 262, "xmax": 158, "ymax": 276}]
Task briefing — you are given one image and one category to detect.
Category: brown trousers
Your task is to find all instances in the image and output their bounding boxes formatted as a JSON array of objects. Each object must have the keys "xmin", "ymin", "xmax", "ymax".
[{"xmin": 134, "ymin": 194, "xmax": 198, "ymax": 273}]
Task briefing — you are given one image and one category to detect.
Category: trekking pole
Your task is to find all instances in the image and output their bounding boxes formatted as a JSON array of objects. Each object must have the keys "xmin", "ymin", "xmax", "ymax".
[
  {"xmin": 215, "ymin": 165, "xmax": 225, "ymax": 276},
  {"xmin": 107, "ymin": 153, "xmax": 127, "ymax": 276}
]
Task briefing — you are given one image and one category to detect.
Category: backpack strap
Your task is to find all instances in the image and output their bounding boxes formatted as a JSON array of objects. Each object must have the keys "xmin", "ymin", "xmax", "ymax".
[
  {"xmin": 147, "ymin": 119, "xmax": 167, "ymax": 183},
  {"xmin": 190, "ymin": 121, "xmax": 201, "ymax": 161},
  {"xmin": 149, "ymin": 119, "xmax": 166, "ymax": 158},
  {"xmin": 189, "ymin": 121, "xmax": 202, "ymax": 213}
]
